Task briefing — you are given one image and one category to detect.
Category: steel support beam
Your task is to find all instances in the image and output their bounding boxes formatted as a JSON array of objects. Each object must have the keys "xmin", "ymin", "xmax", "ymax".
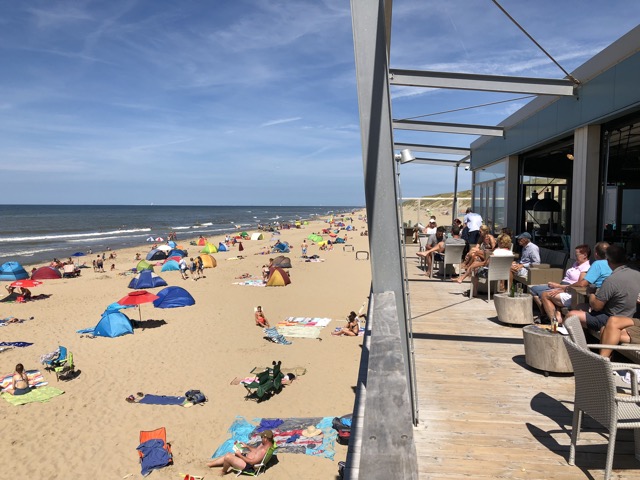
[
  {"xmin": 389, "ymin": 69, "xmax": 575, "ymax": 96},
  {"xmin": 393, "ymin": 119, "xmax": 504, "ymax": 137},
  {"xmin": 395, "ymin": 142, "xmax": 470, "ymax": 156},
  {"xmin": 402, "ymin": 157, "xmax": 468, "ymax": 166},
  {"xmin": 350, "ymin": 1, "xmax": 419, "ymax": 477}
]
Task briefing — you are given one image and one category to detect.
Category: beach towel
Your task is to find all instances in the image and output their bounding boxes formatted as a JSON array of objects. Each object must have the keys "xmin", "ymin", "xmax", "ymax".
[
  {"xmin": 1, "ymin": 386, "xmax": 64, "ymax": 405},
  {"xmin": 232, "ymin": 279, "xmax": 265, "ymax": 286},
  {"xmin": 334, "ymin": 326, "xmax": 366, "ymax": 336},
  {"xmin": 138, "ymin": 439, "xmax": 171, "ymax": 476},
  {"xmin": 276, "ymin": 325, "xmax": 323, "ymax": 339},
  {"xmin": 0, "ymin": 370, "xmax": 47, "ymax": 392},
  {"xmin": 250, "ymin": 366, "xmax": 306, "ymax": 376},
  {"xmin": 138, "ymin": 394, "xmax": 187, "ymax": 406},
  {"xmin": 0, "ymin": 341, "xmax": 33, "ymax": 348},
  {"xmin": 283, "ymin": 317, "xmax": 332, "ymax": 328},
  {"xmin": 213, "ymin": 416, "xmax": 337, "ymax": 460},
  {"xmin": 263, "ymin": 327, "xmax": 292, "ymax": 345}
]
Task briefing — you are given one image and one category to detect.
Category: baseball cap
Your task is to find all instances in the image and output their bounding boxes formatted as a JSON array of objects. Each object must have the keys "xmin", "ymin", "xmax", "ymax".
[
  {"xmin": 260, "ymin": 430, "xmax": 274, "ymax": 440},
  {"xmin": 516, "ymin": 232, "xmax": 532, "ymax": 240}
]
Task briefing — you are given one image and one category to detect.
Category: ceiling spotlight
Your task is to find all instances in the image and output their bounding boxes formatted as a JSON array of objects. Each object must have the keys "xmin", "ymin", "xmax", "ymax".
[
  {"xmin": 394, "ymin": 149, "xmax": 415, "ymax": 163},
  {"xmin": 566, "ymin": 153, "xmax": 575, "ymax": 160},
  {"xmin": 464, "ymin": 165, "xmax": 470, "ymax": 171}
]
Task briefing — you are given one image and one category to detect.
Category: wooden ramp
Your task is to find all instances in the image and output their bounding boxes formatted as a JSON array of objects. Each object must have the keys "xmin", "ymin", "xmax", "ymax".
[{"xmin": 404, "ymin": 246, "xmax": 640, "ymax": 479}]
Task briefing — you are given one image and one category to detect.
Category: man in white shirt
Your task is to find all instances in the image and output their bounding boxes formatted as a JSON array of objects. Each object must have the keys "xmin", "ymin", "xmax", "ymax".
[{"xmin": 463, "ymin": 208, "xmax": 483, "ymax": 245}]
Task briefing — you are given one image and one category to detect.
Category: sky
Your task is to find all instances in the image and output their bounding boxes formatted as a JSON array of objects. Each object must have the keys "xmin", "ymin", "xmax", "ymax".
[{"xmin": 1, "ymin": 1, "xmax": 639, "ymax": 206}]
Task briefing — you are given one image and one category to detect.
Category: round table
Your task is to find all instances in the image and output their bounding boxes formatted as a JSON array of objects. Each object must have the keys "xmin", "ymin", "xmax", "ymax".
[
  {"xmin": 522, "ymin": 324, "xmax": 573, "ymax": 375},
  {"xmin": 493, "ymin": 292, "xmax": 534, "ymax": 325}
]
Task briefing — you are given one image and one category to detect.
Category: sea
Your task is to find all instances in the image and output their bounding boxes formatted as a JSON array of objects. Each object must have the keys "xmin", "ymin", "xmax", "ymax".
[{"xmin": 0, "ymin": 205, "xmax": 359, "ymax": 267}]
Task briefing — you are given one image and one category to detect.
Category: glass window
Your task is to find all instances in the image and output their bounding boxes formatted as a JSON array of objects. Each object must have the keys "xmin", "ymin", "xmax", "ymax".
[
  {"xmin": 494, "ymin": 180, "xmax": 505, "ymax": 232},
  {"xmin": 475, "ymin": 161, "xmax": 506, "ymax": 183}
]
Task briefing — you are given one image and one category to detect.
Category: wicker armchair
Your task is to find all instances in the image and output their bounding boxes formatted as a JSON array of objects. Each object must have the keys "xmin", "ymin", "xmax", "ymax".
[{"xmin": 563, "ymin": 334, "xmax": 640, "ymax": 480}]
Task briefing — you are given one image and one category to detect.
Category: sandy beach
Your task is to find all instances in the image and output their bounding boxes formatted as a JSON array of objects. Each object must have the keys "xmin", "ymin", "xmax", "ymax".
[{"xmin": 0, "ymin": 213, "xmax": 371, "ymax": 479}]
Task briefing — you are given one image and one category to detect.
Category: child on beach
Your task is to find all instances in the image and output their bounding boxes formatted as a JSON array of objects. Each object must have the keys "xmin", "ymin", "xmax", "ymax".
[{"xmin": 6, "ymin": 363, "xmax": 31, "ymax": 395}]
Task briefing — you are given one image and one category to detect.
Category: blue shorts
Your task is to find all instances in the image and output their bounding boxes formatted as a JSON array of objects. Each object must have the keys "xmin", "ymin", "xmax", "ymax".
[{"xmin": 584, "ymin": 311, "xmax": 610, "ymax": 331}]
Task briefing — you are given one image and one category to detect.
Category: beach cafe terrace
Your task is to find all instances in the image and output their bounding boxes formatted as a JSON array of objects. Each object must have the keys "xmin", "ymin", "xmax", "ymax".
[{"xmin": 345, "ymin": 1, "xmax": 640, "ymax": 478}]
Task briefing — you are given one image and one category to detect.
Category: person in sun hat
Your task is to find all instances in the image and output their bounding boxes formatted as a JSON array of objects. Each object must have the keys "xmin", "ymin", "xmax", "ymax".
[{"xmin": 206, "ymin": 430, "xmax": 275, "ymax": 474}]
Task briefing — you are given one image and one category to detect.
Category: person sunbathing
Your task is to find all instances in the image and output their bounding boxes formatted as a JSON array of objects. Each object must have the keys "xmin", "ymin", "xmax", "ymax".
[
  {"xmin": 207, "ymin": 430, "xmax": 275, "ymax": 475},
  {"xmin": 332, "ymin": 311, "xmax": 362, "ymax": 336},
  {"xmin": 6, "ymin": 363, "xmax": 31, "ymax": 396},
  {"xmin": 255, "ymin": 306, "xmax": 270, "ymax": 327}
]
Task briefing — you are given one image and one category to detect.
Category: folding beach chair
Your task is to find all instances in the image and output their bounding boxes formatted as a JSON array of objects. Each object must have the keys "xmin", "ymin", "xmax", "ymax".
[
  {"xmin": 138, "ymin": 427, "xmax": 173, "ymax": 472},
  {"xmin": 230, "ymin": 444, "xmax": 277, "ymax": 477},
  {"xmin": 43, "ymin": 346, "xmax": 75, "ymax": 381},
  {"xmin": 244, "ymin": 361, "xmax": 284, "ymax": 401}
]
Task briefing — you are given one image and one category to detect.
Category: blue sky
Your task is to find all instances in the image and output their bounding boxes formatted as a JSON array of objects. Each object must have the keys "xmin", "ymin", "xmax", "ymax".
[{"xmin": 1, "ymin": 1, "xmax": 639, "ymax": 206}]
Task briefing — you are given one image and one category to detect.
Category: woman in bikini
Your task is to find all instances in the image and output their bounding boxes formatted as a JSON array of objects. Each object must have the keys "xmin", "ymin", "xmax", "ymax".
[
  {"xmin": 332, "ymin": 311, "xmax": 362, "ymax": 336},
  {"xmin": 7, "ymin": 363, "xmax": 31, "ymax": 396}
]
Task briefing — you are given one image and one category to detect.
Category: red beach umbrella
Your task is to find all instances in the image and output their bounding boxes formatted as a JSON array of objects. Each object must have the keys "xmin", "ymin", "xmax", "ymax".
[
  {"xmin": 10, "ymin": 279, "xmax": 43, "ymax": 288},
  {"xmin": 117, "ymin": 290, "xmax": 159, "ymax": 322}
]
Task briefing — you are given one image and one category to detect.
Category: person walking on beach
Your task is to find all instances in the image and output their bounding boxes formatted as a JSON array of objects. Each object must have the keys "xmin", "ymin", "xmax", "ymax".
[
  {"xmin": 301, "ymin": 239, "xmax": 308, "ymax": 257},
  {"xmin": 189, "ymin": 257, "xmax": 198, "ymax": 280},
  {"xmin": 196, "ymin": 256, "xmax": 204, "ymax": 278},
  {"xmin": 96, "ymin": 255, "xmax": 105, "ymax": 272},
  {"xmin": 179, "ymin": 257, "xmax": 189, "ymax": 280}
]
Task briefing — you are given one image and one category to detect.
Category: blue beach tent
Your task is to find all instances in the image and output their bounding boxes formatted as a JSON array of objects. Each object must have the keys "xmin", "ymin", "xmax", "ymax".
[
  {"xmin": 93, "ymin": 311, "xmax": 134, "ymax": 337},
  {"xmin": 0, "ymin": 262, "xmax": 29, "ymax": 281},
  {"xmin": 77, "ymin": 311, "xmax": 133, "ymax": 338},
  {"xmin": 169, "ymin": 249, "xmax": 187, "ymax": 258},
  {"xmin": 217, "ymin": 242, "xmax": 228, "ymax": 252},
  {"xmin": 153, "ymin": 286, "xmax": 195, "ymax": 309},
  {"xmin": 272, "ymin": 242, "xmax": 290, "ymax": 253},
  {"xmin": 161, "ymin": 260, "xmax": 180, "ymax": 272},
  {"xmin": 146, "ymin": 249, "xmax": 168, "ymax": 261},
  {"xmin": 128, "ymin": 270, "xmax": 168, "ymax": 289}
]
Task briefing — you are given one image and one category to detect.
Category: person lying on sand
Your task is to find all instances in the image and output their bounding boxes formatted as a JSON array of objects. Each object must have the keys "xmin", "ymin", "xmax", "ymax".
[{"xmin": 207, "ymin": 430, "xmax": 274, "ymax": 475}]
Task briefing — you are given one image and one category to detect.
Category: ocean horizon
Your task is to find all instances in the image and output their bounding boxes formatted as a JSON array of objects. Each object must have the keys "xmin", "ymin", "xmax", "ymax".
[{"xmin": 0, "ymin": 204, "xmax": 361, "ymax": 267}]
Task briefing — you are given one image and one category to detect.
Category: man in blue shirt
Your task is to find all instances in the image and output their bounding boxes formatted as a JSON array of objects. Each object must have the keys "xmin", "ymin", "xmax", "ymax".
[{"xmin": 510, "ymin": 232, "xmax": 540, "ymax": 277}]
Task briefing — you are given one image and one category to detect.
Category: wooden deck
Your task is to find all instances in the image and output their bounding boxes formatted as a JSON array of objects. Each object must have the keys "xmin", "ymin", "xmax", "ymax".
[{"xmin": 405, "ymin": 244, "xmax": 640, "ymax": 479}]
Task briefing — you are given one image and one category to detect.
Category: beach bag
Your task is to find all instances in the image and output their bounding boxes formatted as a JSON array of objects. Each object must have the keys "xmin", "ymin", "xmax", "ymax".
[
  {"xmin": 185, "ymin": 389, "xmax": 207, "ymax": 404},
  {"xmin": 332, "ymin": 414, "xmax": 352, "ymax": 445}
]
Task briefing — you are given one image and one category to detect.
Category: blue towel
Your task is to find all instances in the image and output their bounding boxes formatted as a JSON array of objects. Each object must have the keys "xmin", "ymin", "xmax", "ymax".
[
  {"xmin": 138, "ymin": 394, "xmax": 186, "ymax": 406},
  {"xmin": 256, "ymin": 418, "xmax": 283, "ymax": 432},
  {"xmin": 0, "ymin": 342, "xmax": 33, "ymax": 347},
  {"xmin": 286, "ymin": 433, "xmax": 300, "ymax": 443},
  {"xmin": 137, "ymin": 439, "xmax": 170, "ymax": 476},
  {"xmin": 212, "ymin": 416, "xmax": 258, "ymax": 458}
]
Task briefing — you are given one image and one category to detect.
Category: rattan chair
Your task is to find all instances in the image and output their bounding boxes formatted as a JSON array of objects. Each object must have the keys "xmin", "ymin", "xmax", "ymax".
[{"xmin": 563, "ymin": 334, "xmax": 640, "ymax": 480}]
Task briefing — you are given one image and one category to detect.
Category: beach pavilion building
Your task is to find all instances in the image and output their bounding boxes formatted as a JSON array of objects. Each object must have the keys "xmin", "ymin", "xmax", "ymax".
[{"xmin": 347, "ymin": 1, "xmax": 640, "ymax": 478}]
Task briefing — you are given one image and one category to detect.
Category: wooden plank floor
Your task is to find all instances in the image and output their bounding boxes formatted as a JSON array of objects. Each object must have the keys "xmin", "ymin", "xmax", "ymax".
[{"xmin": 404, "ymin": 244, "xmax": 640, "ymax": 479}]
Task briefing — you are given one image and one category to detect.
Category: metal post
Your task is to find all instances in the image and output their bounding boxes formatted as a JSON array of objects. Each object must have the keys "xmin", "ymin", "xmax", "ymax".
[
  {"xmin": 452, "ymin": 163, "xmax": 459, "ymax": 225},
  {"xmin": 351, "ymin": 0, "xmax": 416, "ymax": 420}
]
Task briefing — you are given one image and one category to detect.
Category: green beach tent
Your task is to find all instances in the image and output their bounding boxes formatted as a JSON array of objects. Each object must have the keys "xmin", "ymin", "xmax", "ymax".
[
  {"xmin": 307, "ymin": 234, "xmax": 323, "ymax": 243},
  {"xmin": 136, "ymin": 260, "xmax": 154, "ymax": 272},
  {"xmin": 201, "ymin": 243, "xmax": 218, "ymax": 254}
]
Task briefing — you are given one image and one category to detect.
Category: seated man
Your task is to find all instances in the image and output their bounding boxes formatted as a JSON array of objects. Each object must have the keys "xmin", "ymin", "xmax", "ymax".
[
  {"xmin": 417, "ymin": 225, "xmax": 465, "ymax": 276},
  {"xmin": 530, "ymin": 244, "xmax": 592, "ymax": 320},
  {"xmin": 415, "ymin": 226, "xmax": 445, "ymax": 273},
  {"xmin": 566, "ymin": 244, "xmax": 640, "ymax": 330},
  {"xmin": 539, "ymin": 242, "xmax": 611, "ymax": 323},
  {"xmin": 510, "ymin": 232, "xmax": 540, "ymax": 279},
  {"xmin": 207, "ymin": 429, "xmax": 275, "ymax": 475}
]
